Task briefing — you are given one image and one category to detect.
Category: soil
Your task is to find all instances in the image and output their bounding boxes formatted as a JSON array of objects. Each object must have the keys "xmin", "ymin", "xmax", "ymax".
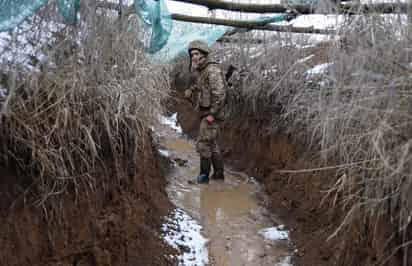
[
  {"xmin": 173, "ymin": 99, "xmax": 402, "ymax": 266},
  {"xmin": 158, "ymin": 120, "xmax": 291, "ymax": 266},
  {"xmin": 0, "ymin": 133, "xmax": 176, "ymax": 266},
  {"xmin": 0, "ymin": 89, "xmax": 402, "ymax": 265}
]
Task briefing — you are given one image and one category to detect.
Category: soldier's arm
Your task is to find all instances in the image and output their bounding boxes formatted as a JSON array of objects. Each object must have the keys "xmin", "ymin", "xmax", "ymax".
[{"xmin": 208, "ymin": 66, "xmax": 226, "ymax": 116}]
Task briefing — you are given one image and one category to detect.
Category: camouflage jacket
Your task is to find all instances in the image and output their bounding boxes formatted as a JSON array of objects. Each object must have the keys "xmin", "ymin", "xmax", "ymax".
[{"xmin": 190, "ymin": 61, "xmax": 227, "ymax": 120}]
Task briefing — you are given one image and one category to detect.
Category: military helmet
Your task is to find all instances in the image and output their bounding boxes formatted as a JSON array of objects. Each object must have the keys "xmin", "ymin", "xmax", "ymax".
[{"xmin": 188, "ymin": 40, "xmax": 210, "ymax": 56}]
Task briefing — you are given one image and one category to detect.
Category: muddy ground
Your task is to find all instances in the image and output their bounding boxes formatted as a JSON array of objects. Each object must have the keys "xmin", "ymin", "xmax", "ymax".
[
  {"xmin": 174, "ymin": 99, "xmax": 401, "ymax": 266},
  {"xmin": 0, "ymin": 97, "xmax": 401, "ymax": 265},
  {"xmin": 158, "ymin": 117, "xmax": 291, "ymax": 265},
  {"xmin": 0, "ymin": 133, "xmax": 175, "ymax": 266}
]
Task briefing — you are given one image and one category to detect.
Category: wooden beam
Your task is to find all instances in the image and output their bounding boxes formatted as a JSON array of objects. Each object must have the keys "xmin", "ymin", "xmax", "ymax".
[
  {"xmin": 96, "ymin": 1, "xmax": 334, "ymax": 34},
  {"xmin": 171, "ymin": 0, "xmax": 314, "ymax": 14},
  {"xmin": 170, "ymin": 0, "xmax": 407, "ymax": 14},
  {"xmin": 171, "ymin": 13, "xmax": 335, "ymax": 34},
  {"xmin": 218, "ymin": 37, "xmax": 265, "ymax": 44},
  {"xmin": 97, "ymin": 0, "xmax": 408, "ymax": 16}
]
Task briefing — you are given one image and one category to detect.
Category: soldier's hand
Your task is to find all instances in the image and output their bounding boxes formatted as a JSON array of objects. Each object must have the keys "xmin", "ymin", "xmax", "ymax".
[
  {"xmin": 206, "ymin": 115, "xmax": 215, "ymax": 124},
  {"xmin": 184, "ymin": 89, "xmax": 192, "ymax": 99}
]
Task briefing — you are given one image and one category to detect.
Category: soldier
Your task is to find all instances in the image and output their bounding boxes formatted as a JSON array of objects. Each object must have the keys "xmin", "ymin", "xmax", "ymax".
[{"xmin": 185, "ymin": 40, "xmax": 227, "ymax": 184}]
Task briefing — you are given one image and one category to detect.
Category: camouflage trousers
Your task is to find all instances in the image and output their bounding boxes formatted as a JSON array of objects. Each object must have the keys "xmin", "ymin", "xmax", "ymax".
[{"xmin": 196, "ymin": 117, "xmax": 221, "ymax": 159}]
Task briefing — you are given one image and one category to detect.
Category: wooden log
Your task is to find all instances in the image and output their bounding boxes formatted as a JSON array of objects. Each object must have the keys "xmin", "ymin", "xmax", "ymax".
[
  {"xmin": 97, "ymin": 0, "xmax": 408, "ymax": 16},
  {"xmin": 171, "ymin": 13, "xmax": 335, "ymax": 34},
  {"xmin": 172, "ymin": 0, "xmax": 407, "ymax": 14},
  {"xmin": 96, "ymin": 2, "xmax": 334, "ymax": 34}
]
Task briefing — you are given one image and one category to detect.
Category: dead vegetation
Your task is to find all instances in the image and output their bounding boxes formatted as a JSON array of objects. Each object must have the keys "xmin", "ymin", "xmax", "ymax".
[
  {"xmin": 2, "ymin": 0, "xmax": 412, "ymax": 264},
  {"xmin": 303, "ymin": 16, "xmax": 412, "ymax": 265},
  {"xmin": 192, "ymin": 13, "xmax": 412, "ymax": 265},
  {"xmin": 0, "ymin": 3, "xmax": 168, "ymax": 211}
]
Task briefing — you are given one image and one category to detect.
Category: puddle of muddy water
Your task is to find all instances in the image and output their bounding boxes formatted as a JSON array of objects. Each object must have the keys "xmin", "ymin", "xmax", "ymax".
[{"xmin": 158, "ymin": 114, "xmax": 292, "ymax": 266}]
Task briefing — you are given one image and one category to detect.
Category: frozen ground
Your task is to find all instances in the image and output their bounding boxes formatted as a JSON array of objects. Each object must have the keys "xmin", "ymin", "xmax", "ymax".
[
  {"xmin": 259, "ymin": 225, "xmax": 290, "ymax": 241},
  {"xmin": 162, "ymin": 208, "xmax": 209, "ymax": 266},
  {"xmin": 159, "ymin": 113, "xmax": 183, "ymax": 134}
]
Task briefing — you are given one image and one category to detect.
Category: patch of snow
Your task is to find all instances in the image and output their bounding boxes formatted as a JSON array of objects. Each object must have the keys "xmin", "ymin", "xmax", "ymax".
[
  {"xmin": 159, "ymin": 113, "xmax": 183, "ymax": 133},
  {"xmin": 297, "ymin": 54, "xmax": 314, "ymax": 64},
  {"xmin": 276, "ymin": 256, "xmax": 293, "ymax": 266},
  {"xmin": 306, "ymin": 62, "xmax": 333, "ymax": 76},
  {"xmin": 277, "ymin": 224, "xmax": 286, "ymax": 230},
  {"xmin": 162, "ymin": 208, "xmax": 209, "ymax": 266},
  {"xmin": 248, "ymin": 46, "xmax": 265, "ymax": 58},
  {"xmin": 290, "ymin": 14, "xmax": 344, "ymax": 30},
  {"xmin": 247, "ymin": 176, "xmax": 258, "ymax": 184},
  {"xmin": 295, "ymin": 43, "xmax": 318, "ymax": 49},
  {"xmin": 0, "ymin": 84, "xmax": 8, "ymax": 98},
  {"xmin": 318, "ymin": 79, "xmax": 329, "ymax": 88},
  {"xmin": 259, "ymin": 226, "xmax": 289, "ymax": 241},
  {"xmin": 158, "ymin": 149, "xmax": 170, "ymax": 157}
]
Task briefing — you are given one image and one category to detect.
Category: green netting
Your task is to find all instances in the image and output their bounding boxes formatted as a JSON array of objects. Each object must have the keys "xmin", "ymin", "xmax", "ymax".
[
  {"xmin": 57, "ymin": 0, "xmax": 80, "ymax": 24},
  {"xmin": 151, "ymin": 21, "xmax": 229, "ymax": 63},
  {"xmin": 134, "ymin": 0, "xmax": 173, "ymax": 53},
  {"xmin": 133, "ymin": 0, "xmax": 293, "ymax": 62},
  {"xmin": 149, "ymin": 13, "xmax": 290, "ymax": 63},
  {"xmin": 0, "ymin": 0, "xmax": 79, "ymax": 31},
  {"xmin": 258, "ymin": 14, "xmax": 289, "ymax": 24},
  {"xmin": 1, "ymin": 0, "xmax": 293, "ymax": 63},
  {"xmin": 0, "ymin": 0, "xmax": 47, "ymax": 32}
]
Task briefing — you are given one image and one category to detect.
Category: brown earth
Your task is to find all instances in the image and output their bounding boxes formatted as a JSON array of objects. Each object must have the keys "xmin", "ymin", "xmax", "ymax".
[
  {"xmin": 173, "ymin": 99, "xmax": 402, "ymax": 266},
  {"xmin": 0, "ymin": 133, "xmax": 175, "ymax": 266}
]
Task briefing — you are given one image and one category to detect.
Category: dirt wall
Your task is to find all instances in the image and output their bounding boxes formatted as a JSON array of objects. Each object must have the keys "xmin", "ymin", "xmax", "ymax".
[{"xmin": 0, "ymin": 133, "xmax": 174, "ymax": 266}]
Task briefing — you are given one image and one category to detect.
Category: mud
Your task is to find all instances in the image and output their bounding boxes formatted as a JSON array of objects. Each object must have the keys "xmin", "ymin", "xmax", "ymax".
[
  {"xmin": 172, "ymin": 100, "xmax": 401, "ymax": 266},
  {"xmin": 0, "ymin": 133, "xmax": 175, "ymax": 266},
  {"xmin": 158, "ymin": 118, "xmax": 292, "ymax": 266}
]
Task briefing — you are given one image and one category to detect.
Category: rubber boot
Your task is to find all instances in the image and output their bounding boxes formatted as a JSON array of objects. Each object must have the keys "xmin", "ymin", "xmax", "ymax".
[
  {"xmin": 211, "ymin": 152, "xmax": 224, "ymax": 180},
  {"xmin": 196, "ymin": 157, "xmax": 211, "ymax": 184}
]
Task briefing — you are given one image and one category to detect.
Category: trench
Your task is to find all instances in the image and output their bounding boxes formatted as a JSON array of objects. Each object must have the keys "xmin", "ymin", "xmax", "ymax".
[{"xmin": 158, "ymin": 114, "xmax": 293, "ymax": 266}]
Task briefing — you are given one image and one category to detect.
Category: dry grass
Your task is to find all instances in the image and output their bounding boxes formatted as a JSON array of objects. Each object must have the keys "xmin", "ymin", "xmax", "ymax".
[
  {"xmin": 209, "ymin": 14, "xmax": 412, "ymax": 264},
  {"xmin": 298, "ymin": 17, "xmax": 412, "ymax": 264},
  {"xmin": 0, "ymin": 5, "xmax": 169, "ymax": 210}
]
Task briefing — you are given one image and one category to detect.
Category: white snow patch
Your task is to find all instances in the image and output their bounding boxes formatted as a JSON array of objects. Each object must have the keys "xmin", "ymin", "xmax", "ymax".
[
  {"xmin": 306, "ymin": 62, "xmax": 333, "ymax": 76},
  {"xmin": 290, "ymin": 14, "xmax": 344, "ymax": 30},
  {"xmin": 296, "ymin": 43, "xmax": 318, "ymax": 49},
  {"xmin": 247, "ymin": 176, "xmax": 258, "ymax": 184},
  {"xmin": 297, "ymin": 54, "xmax": 314, "ymax": 64},
  {"xmin": 159, "ymin": 113, "xmax": 182, "ymax": 133},
  {"xmin": 0, "ymin": 84, "xmax": 8, "ymax": 98},
  {"xmin": 277, "ymin": 224, "xmax": 286, "ymax": 230},
  {"xmin": 162, "ymin": 208, "xmax": 209, "ymax": 266},
  {"xmin": 158, "ymin": 149, "xmax": 170, "ymax": 157},
  {"xmin": 276, "ymin": 256, "xmax": 293, "ymax": 266},
  {"xmin": 259, "ymin": 226, "xmax": 289, "ymax": 241}
]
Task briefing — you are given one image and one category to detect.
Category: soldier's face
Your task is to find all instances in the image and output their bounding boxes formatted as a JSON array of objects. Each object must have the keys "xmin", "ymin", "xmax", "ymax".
[{"xmin": 190, "ymin": 50, "xmax": 206, "ymax": 70}]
